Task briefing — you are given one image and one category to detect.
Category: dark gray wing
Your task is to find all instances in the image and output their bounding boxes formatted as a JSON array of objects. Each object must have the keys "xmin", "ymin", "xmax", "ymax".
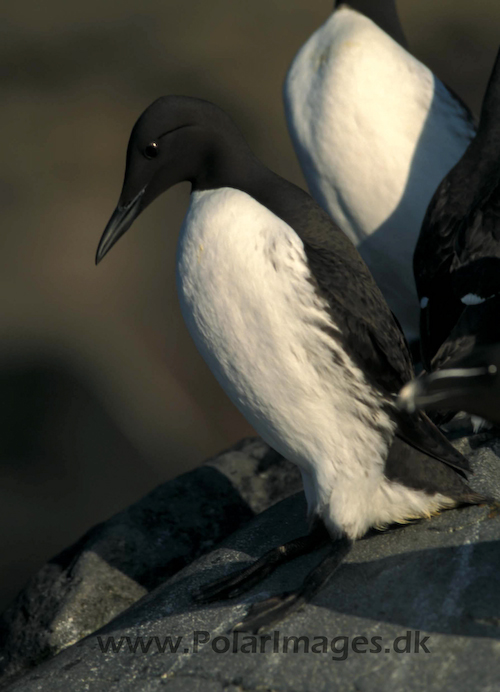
[
  {"xmin": 255, "ymin": 179, "xmax": 414, "ymax": 393},
  {"xmin": 248, "ymin": 173, "xmax": 472, "ymax": 475},
  {"xmin": 303, "ymin": 241, "xmax": 413, "ymax": 393},
  {"xmin": 394, "ymin": 410, "xmax": 471, "ymax": 473}
]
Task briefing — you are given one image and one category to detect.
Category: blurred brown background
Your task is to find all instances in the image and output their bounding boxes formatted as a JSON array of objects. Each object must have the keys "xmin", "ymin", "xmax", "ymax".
[{"xmin": 0, "ymin": 0, "xmax": 498, "ymax": 611}]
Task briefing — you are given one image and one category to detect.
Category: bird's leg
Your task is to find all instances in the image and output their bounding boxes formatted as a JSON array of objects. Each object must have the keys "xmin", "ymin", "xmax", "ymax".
[
  {"xmin": 192, "ymin": 521, "xmax": 330, "ymax": 604},
  {"xmin": 233, "ymin": 535, "xmax": 352, "ymax": 634}
]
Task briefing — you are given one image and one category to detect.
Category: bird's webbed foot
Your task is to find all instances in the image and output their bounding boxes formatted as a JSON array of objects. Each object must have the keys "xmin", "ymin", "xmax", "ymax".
[
  {"xmin": 232, "ymin": 535, "xmax": 353, "ymax": 633},
  {"xmin": 192, "ymin": 522, "xmax": 329, "ymax": 604}
]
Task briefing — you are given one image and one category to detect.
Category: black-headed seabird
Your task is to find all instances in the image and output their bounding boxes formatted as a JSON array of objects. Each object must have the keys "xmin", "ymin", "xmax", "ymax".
[
  {"xmin": 414, "ymin": 46, "xmax": 500, "ymax": 374},
  {"xmin": 284, "ymin": 0, "xmax": 476, "ymax": 343},
  {"xmin": 97, "ymin": 96, "xmax": 484, "ymax": 633}
]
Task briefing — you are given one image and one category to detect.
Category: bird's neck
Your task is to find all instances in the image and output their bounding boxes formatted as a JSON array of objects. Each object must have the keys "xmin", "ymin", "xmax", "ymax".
[
  {"xmin": 475, "ymin": 48, "xmax": 500, "ymax": 148},
  {"xmin": 455, "ymin": 47, "xmax": 500, "ymax": 187},
  {"xmin": 334, "ymin": 0, "xmax": 407, "ymax": 49},
  {"xmin": 191, "ymin": 136, "xmax": 263, "ymax": 193}
]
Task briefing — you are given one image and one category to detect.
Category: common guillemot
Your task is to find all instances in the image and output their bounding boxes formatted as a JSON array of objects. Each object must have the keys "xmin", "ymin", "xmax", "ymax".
[
  {"xmin": 97, "ymin": 96, "xmax": 484, "ymax": 633},
  {"xmin": 283, "ymin": 0, "xmax": 476, "ymax": 344},
  {"xmin": 414, "ymin": 46, "xmax": 500, "ymax": 377}
]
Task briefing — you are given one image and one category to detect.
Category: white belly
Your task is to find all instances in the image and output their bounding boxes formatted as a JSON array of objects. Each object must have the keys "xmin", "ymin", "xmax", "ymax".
[
  {"xmin": 175, "ymin": 188, "xmax": 452, "ymax": 539},
  {"xmin": 284, "ymin": 7, "xmax": 475, "ymax": 341}
]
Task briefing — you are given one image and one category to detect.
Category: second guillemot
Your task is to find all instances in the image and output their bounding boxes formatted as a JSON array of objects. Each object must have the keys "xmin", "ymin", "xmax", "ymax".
[
  {"xmin": 414, "ymin": 46, "xmax": 500, "ymax": 376},
  {"xmin": 284, "ymin": 0, "xmax": 476, "ymax": 343},
  {"xmin": 97, "ymin": 96, "xmax": 484, "ymax": 633},
  {"xmin": 402, "ymin": 43, "xmax": 500, "ymax": 425}
]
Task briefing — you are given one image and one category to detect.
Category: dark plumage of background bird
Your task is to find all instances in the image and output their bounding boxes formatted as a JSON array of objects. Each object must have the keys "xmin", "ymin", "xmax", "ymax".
[{"xmin": 414, "ymin": 45, "xmax": 500, "ymax": 376}]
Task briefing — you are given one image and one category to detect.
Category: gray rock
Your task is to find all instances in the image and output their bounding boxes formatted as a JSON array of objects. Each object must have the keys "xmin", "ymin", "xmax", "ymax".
[
  {"xmin": 0, "ymin": 438, "xmax": 301, "ymax": 687},
  {"xmin": 452, "ymin": 431, "xmax": 500, "ymax": 499},
  {"xmin": 3, "ymin": 432, "xmax": 500, "ymax": 692},
  {"xmin": 207, "ymin": 437, "xmax": 302, "ymax": 515}
]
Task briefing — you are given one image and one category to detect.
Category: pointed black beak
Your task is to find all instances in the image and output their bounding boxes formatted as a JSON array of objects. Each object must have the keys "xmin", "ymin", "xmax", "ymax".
[{"xmin": 96, "ymin": 187, "xmax": 146, "ymax": 264}]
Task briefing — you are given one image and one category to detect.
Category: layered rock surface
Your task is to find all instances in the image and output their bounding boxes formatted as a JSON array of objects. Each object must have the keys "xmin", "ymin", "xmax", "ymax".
[
  {"xmin": 2, "ymin": 432, "xmax": 500, "ymax": 691},
  {"xmin": 0, "ymin": 438, "xmax": 301, "ymax": 687}
]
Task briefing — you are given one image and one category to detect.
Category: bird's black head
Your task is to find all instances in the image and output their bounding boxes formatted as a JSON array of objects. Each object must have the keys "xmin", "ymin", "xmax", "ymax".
[{"xmin": 96, "ymin": 95, "xmax": 248, "ymax": 264}]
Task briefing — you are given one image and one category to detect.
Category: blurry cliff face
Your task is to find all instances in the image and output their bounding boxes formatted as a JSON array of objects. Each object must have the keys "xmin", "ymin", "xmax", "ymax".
[{"xmin": 0, "ymin": 0, "xmax": 498, "ymax": 610}]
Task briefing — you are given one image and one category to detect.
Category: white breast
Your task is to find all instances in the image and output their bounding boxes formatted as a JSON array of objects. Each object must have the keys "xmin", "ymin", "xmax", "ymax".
[
  {"xmin": 175, "ymin": 188, "xmax": 454, "ymax": 539},
  {"xmin": 284, "ymin": 7, "xmax": 474, "ymax": 342}
]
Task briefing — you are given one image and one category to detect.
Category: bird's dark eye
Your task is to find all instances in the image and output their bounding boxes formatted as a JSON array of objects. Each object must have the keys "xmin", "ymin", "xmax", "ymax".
[{"xmin": 143, "ymin": 142, "xmax": 159, "ymax": 159}]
